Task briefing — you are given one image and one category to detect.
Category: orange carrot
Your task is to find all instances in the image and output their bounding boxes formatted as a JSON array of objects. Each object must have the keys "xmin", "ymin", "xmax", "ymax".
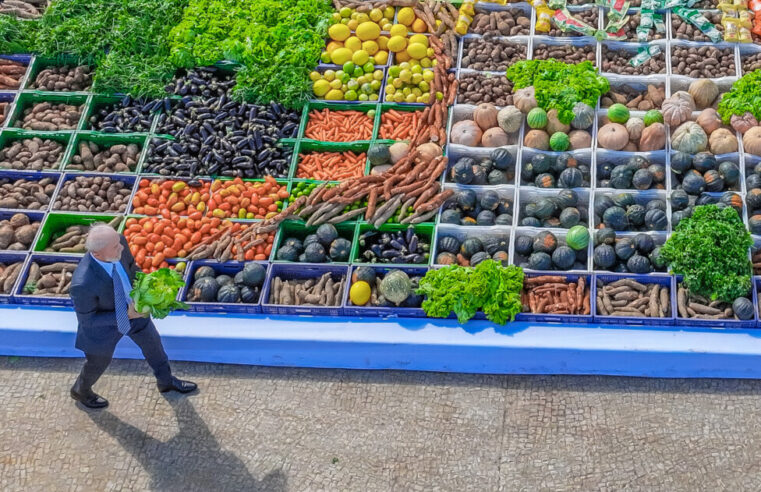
[
  {"xmin": 379, "ymin": 109, "xmax": 421, "ymax": 140},
  {"xmin": 296, "ymin": 152, "xmax": 366, "ymax": 181},
  {"xmin": 304, "ymin": 109, "xmax": 373, "ymax": 142}
]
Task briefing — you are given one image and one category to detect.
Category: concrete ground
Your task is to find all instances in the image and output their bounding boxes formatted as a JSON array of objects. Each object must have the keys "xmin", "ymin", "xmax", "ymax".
[{"xmin": 2, "ymin": 357, "xmax": 761, "ymax": 491}]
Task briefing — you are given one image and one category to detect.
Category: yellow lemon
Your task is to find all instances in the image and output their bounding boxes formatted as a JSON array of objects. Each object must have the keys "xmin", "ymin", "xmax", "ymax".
[
  {"xmin": 325, "ymin": 40, "xmax": 344, "ymax": 53},
  {"xmin": 330, "ymin": 47, "xmax": 353, "ymax": 65},
  {"xmin": 374, "ymin": 50, "xmax": 388, "ymax": 65},
  {"xmin": 388, "ymin": 24, "xmax": 408, "ymax": 37},
  {"xmin": 312, "ymin": 79, "xmax": 330, "ymax": 97},
  {"xmin": 406, "ymin": 42, "xmax": 427, "ymax": 60},
  {"xmin": 394, "ymin": 50, "xmax": 411, "ymax": 62},
  {"xmin": 387, "ymin": 35, "xmax": 408, "ymax": 53},
  {"xmin": 412, "ymin": 18, "xmax": 427, "ymax": 33},
  {"xmin": 349, "ymin": 281, "xmax": 372, "ymax": 306},
  {"xmin": 351, "ymin": 50, "xmax": 369, "ymax": 66},
  {"xmin": 397, "ymin": 7, "xmax": 415, "ymax": 26},
  {"xmin": 325, "ymin": 89, "xmax": 344, "ymax": 100},
  {"xmin": 347, "ymin": 19, "xmax": 359, "ymax": 30},
  {"xmin": 383, "ymin": 6, "xmax": 394, "ymax": 19},
  {"xmin": 344, "ymin": 36, "xmax": 362, "ymax": 52},
  {"xmin": 309, "ymin": 71, "xmax": 321, "ymax": 82},
  {"xmin": 369, "ymin": 8, "xmax": 383, "ymax": 22},
  {"xmin": 355, "ymin": 13, "xmax": 369, "ymax": 24},
  {"xmin": 377, "ymin": 35, "xmax": 389, "ymax": 50},
  {"xmin": 328, "ymin": 23, "xmax": 350, "ymax": 42},
  {"xmin": 339, "ymin": 7, "xmax": 352, "ymax": 18},
  {"xmin": 356, "ymin": 21, "xmax": 380, "ymax": 41},
  {"xmin": 362, "ymin": 40, "xmax": 379, "ymax": 55},
  {"xmin": 329, "ymin": 78, "xmax": 343, "ymax": 89},
  {"xmin": 409, "ymin": 34, "xmax": 428, "ymax": 47},
  {"xmin": 381, "ymin": 22, "xmax": 393, "ymax": 32}
]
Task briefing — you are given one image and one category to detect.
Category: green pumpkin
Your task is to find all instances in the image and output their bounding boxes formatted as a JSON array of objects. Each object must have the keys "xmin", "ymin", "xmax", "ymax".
[
  {"xmin": 571, "ymin": 102, "xmax": 594, "ymax": 130},
  {"xmin": 607, "ymin": 103, "xmax": 630, "ymax": 124},
  {"xmin": 379, "ymin": 270, "xmax": 412, "ymax": 305},
  {"xmin": 526, "ymin": 107, "xmax": 548, "ymax": 129}
]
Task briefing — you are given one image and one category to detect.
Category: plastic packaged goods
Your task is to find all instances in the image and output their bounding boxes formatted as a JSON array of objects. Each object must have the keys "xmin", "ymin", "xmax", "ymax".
[
  {"xmin": 553, "ymin": 8, "xmax": 598, "ymax": 36},
  {"xmin": 672, "ymin": 7, "xmax": 725, "ymax": 42}
]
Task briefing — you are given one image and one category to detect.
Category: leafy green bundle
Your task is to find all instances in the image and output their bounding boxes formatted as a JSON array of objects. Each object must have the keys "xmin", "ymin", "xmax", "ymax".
[
  {"xmin": 506, "ymin": 60, "xmax": 609, "ymax": 124},
  {"xmin": 660, "ymin": 205, "xmax": 752, "ymax": 303},
  {"xmin": 0, "ymin": 0, "xmax": 188, "ymax": 97},
  {"xmin": 168, "ymin": 0, "xmax": 333, "ymax": 108},
  {"xmin": 717, "ymin": 70, "xmax": 761, "ymax": 124},
  {"xmin": 416, "ymin": 260, "xmax": 524, "ymax": 324},
  {"xmin": 130, "ymin": 268, "xmax": 189, "ymax": 319}
]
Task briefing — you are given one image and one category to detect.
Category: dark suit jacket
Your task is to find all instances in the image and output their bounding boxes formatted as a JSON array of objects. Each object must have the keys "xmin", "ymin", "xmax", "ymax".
[{"xmin": 71, "ymin": 236, "xmax": 145, "ymax": 355}]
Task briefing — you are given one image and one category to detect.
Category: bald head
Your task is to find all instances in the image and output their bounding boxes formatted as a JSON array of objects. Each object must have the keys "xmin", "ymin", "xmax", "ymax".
[{"xmin": 86, "ymin": 224, "xmax": 123, "ymax": 262}]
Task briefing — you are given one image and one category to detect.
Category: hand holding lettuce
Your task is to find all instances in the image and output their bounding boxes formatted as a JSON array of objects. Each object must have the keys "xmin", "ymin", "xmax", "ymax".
[{"xmin": 130, "ymin": 268, "xmax": 188, "ymax": 319}]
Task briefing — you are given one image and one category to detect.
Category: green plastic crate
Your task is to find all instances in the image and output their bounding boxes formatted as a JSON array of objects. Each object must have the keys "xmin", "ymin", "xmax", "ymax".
[
  {"xmin": 7, "ymin": 92, "xmax": 90, "ymax": 132},
  {"xmin": 81, "ymin": 93, "xmax": 158, "ymax": 134},
  {"xmin": 289, "ymin": 140, "xmax": 371, "ymax": 181},
  {"xmin": 352, "ymin": 223, "xmax": 433, "ymax": 267},
  {"xmin": 21, "ymin": 55, "xmax": 94, "ymax": 94},
  {"xmin": 63, "ymin": 131, "xmax": 149, "ymax": 174},
  {"xmin": 0, "ymin": 128, "xmax": 73, "ymax": 172},
  {"xmin": 272, "ymin": 220, "xmax": 358, "ymax": 264},
  {"xmin": 33, "ymin": 212, "xmax": 124, "ymax": 255},
  {"xmin": 299, "ymin": 101, "xmax": 379, "ymax": 144}
]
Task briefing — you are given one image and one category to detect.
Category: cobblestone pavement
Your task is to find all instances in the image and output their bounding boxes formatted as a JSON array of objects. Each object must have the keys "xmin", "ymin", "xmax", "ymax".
[{"xmin": 3, "ymin": 357, "xmax": 761, "ymax": 491}]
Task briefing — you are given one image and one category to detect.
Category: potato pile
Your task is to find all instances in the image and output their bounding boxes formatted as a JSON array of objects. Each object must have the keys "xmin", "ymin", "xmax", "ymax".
[
  {"xmin": 22, "ymin": 261, "xmax": 77, "ymax": 298},
  {"xmin": 18, "ymin": 102, "xmax": 83, "ymax": 131},
  {"xmin": 53, "ymin": 176, "xmax": 133, "ymax": 213},
  {"xmin": 0, "ymin": 213, "xmax": 40, "ymax": 250},
  {"xmin": 533, "ymin": 43, "xmax": 596, "ymax": 65},
  {"xmin": 0, "ymin": 177, "xmax": 57, "ymax": 210},
  {"xmin": 0, "ymin": 260, "xmax": 25, "ymax": 294},
  {"xmin": 67, "ymin": 141, "xmax": 140, "ymax": 173},
  {"xmin": 671, "ymin": 46, "xmax": 736, "ymax": 79},
  {"xmin": 461, "ymin": 36, "xmax": 526, "ymax": 72},
  {"xmin": 32, "ymin": 65, "xmax": 92, "ymax": 92},
  {"xmin": 596, "ymin": 278, "xmax": 671, "ymax": 318},
  {"xmin": 470, "ymin": 9, "xmax": 530, "ymax": 36},
  {"xmin": 0, "ymin": 58, "xmax": 28, "ymax": 89},
  {"xmin": 0, "ymin": 138, "xmax": 65, "ymax": 171},
  {"xmin": 602, "ymin": 46, "xmax": 666, "ymax": 75}
]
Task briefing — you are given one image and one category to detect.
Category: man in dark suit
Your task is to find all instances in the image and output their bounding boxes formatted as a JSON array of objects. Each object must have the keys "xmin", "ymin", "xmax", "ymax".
[{"xmin": 69, "ymin": 224, "xmax": 196, "ymax": 409}]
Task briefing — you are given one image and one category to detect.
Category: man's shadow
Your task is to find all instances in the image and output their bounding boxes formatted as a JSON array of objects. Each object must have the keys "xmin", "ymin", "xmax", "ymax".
[{"xmin": 87, "ymin": 395, "xmax": 286, "ymax": 492}]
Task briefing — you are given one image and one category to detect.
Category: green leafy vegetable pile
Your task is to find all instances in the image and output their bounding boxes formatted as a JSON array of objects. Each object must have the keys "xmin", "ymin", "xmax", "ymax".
[
  {"xmin": 717, "ymin": 69, "xmax": 761, "ymax": 124},
  {"xmin": 168, "ymin": 0, "xmax": 333, "ymax": 108},
  {"xmin": 0, "ymin": 0, "xmax": 188, "ymax": 97},
  {"xmin": 506, "ymin": 60, "xmax": 609, "ymax": 124},
  {"xmin": 416, "ymin": 260, "xmax": 524, "ymax": 324},
  {"xmin": 130, "ymin": 268, "xmax": 189, "ymax": 319},
  {"xmin": 660, "ymin": 205, "xmax": 752, "ymax": 303}
]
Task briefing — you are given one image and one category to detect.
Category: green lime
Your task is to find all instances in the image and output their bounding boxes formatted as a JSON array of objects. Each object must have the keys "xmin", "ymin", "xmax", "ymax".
[
  {"xmin": 342, "ymin": 61, "xmax": 355, "ymax": 74},
  {"xmin": 320, "ymin": 52, "xmax": 331, "ymax": 63},
  {"xmin": 344, "ymin": 89, "xmax": 358, "ymax": 101},
  {"xmin": 340, "ymin": 72, "xmax": 351, "ymax": 84},
  {"xmin": 352, "ymin": 67, "xmax": 364, "ymax": 78},
  {"xmin": 370, "ymin": 79, "xmax": 381, "ymax": 91},
  {"xmin": 347, "ymin": 79, "xmax": 359, "ymax": 91},
  {"xmin": 367, "ymin": 109, "xmax": 376, "ymax": 118},
  {"xmin": 389, "ymin": 65, "xmax": 401, "ymax": 77},
  {"xmin": 362, "ymin": 61, "xmax": 375, "ymax": 73},
  {"xmin": 358, "ymin": 93, "xmax": 369, "ymax": 101}
]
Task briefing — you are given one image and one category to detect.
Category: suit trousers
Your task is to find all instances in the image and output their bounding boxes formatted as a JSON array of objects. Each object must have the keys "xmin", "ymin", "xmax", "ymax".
[{"xmin": 77, "ymin": 317, "xmax": 172, "ymax": 391}]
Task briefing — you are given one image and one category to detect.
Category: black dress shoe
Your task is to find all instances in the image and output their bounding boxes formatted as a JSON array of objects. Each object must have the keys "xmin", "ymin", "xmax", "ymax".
[
  {"xmin": 158, "ymin": 377, "xmax": 197, "ymax": 394},
  {"xmin": 70, "ymin": 388, "xmax": 109, "ymax": 409}
]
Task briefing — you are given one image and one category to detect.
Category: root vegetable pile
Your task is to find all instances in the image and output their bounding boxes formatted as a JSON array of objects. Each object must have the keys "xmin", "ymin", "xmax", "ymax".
[
  {"xmin": 677, "ymin": 284, "xmax": 753, "ymax": 321},
  {"xmin": 53, "ymin": 176, "xmax": 132, "ymax": 213},
  {"xmin": 18, "ymin": 102, "xmax": 83, "ymax": 131},
  {"xmin": 0, "ymin": 138, "xmax": 64, "ymax": 171},
  {"xmin": 0, "ymin": 177, "xmax": 56, "ymax": 210},
  {"xmin": 0, "ymin": 58, "xmax": 27, "ymax": 89},
  {"xmin": 305, "ymin": 109, "xmax": 373, "ymax": 142},
  {"xmin": 0, "ymin": 260, "xmax": 24, "ymax": 294},
  {"xmin": 0, "ymin": 212, "xmax": 40, "ymax": 250},
  {"xmin": 379, "ymin": 110, "xmax": 422, "ymax": 141},
  {"xmin": 268, "ymin": 272, "xmax": 345, "ymax": 307},
  {"xmin": 522, "ymin": 275, "xmax": 590, "ymax": 316},
  {"xmin": 68, "ymin": 141, "xmax": 140, "ymax": 173},
  {"xmin": 42, "ymin": 216, "xmax": 121, "ymax": 254},
  {"xmin": 470, "ymin": 9, "xmax": 531, "ymax": 36},
  {"xmin": 597, "ymin": 278, "xmax": 671, "ymax": 318},
  {"xmin": 297, "ymin": 151, "xmax": 366, "ymax": 181},
  {"xmin": 32, "ymin": 65, "xmax": 92, "ymax": 92},
  {"xmin": 0, "ymin": 0, "xmax": 46, "ymax": 18},
  {"xmin": 22, "ymin": 261, "xmax": 77, "ymax": 297}
]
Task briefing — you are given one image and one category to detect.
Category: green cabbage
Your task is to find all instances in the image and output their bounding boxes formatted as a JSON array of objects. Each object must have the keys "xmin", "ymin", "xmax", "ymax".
[{"xmin": 130, "ymin": 268, "xmax": 189, "ymax": 319}]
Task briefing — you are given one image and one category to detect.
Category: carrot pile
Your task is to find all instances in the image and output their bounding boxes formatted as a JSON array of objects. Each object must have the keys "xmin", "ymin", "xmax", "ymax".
[
  {"xmin": 305, "ymin": 109, "xmax": 373, "ymax": 142},
  {"xmin": 379, "ymin": 110, "xmax": 422, "ymax": 140},
  {"xmin": 132, "ymin": 176, "xmax": 289, "ymax": 220},
  {"xmin": 296, "ymin": 151, "xmax": 366, "ymax": 181},
  {"xmin": 124, "ymin": 216, "xmax": 275, "ymax": 271}
]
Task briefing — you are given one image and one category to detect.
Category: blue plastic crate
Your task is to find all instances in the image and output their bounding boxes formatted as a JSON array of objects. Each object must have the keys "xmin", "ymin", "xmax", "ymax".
[
  {"xmin": 181, "ymin": 260, "xmax": 268, "ymax": 315},
  {"xmin": 14, "ymin": 253, "xmax": 80, "ymax": 307},
  {"xmin": 0, "ymin": 210, "xmax": 45, "ymax": 252},
  {"xmin": 675, "ymin": 276, "xmax": 759, "ymax": 329},
  {"xmin": 0, "ymin": 252, "xmax": 29, "ymax": 303},
  {"xmin": 515, "ymin": 273, "xmax": 595, "ymax": 324},
  {"xmin": 261, "ymin": 263, "xmax": 349, "ymax": 317},
  {"xmin": 0, "ymin": 170, "xmax": 60, "ymax": 212},
  {"xmin": 342, "ymin": 265, "xmax": 428, "ymax": 318},
  {"xmin": 593, "ymin": 273, "xmax": 676, "ymax": 326}
]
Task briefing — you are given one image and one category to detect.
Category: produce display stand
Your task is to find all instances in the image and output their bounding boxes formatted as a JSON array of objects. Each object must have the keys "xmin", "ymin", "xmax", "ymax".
[{"xmin": 2, "ymin": 3, "xmax": 761, "ymax": 378}]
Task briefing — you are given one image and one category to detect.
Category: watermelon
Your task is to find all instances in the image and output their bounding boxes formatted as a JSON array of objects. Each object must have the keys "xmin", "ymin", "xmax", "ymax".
[{"xmin": 566, "ymin": 225, "xmax": 589, "ymax": 251}]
